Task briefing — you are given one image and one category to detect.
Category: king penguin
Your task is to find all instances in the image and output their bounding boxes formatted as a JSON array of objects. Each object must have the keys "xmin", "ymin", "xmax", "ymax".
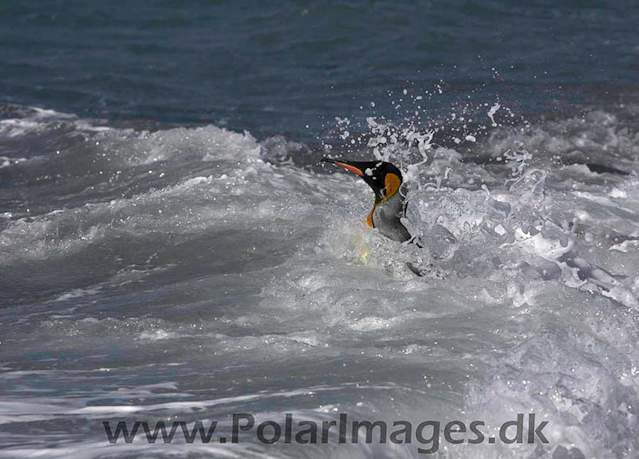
[{"xmin": 322, "ymin": 158, "xmax": 413, "ymax": 243}]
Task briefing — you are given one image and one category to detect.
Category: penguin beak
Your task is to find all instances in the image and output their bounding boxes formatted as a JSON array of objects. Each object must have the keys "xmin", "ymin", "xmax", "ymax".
[{"xmin": 321, "ymin": 158, "xmax": 364, "ymax": 177}]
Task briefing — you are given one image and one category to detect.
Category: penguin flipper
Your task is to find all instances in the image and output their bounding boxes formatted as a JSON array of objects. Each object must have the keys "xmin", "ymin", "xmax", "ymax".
[
  {"xmin": 406, "ymin": 262, "xmax": 425, "ymax": 277},
  {"xmin": 406, "ymin": 260, "xmax": 446, "ymax": 279}
]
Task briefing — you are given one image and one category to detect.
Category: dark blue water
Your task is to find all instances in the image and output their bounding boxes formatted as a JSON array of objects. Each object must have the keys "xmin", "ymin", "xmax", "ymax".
[{"xmin": 2, "ymin": 0, "xmax": 637, "ymax": 138}]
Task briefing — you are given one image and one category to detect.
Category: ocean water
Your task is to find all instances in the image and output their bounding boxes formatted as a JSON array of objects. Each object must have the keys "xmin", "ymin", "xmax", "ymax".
[{"xmin": 1, "ymin": 1, "xmax": 639, "ymax": 458}]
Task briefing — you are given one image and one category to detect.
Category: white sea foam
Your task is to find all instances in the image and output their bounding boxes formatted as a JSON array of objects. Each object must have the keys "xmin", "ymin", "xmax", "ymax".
[{"xmin": 0, "ymin": 106, "xmax": 638, "ymax": 458}]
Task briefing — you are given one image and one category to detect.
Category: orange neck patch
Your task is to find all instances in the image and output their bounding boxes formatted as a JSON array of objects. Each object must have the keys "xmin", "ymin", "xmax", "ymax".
[
  {"xmin": 366, "ymin": 172, "xmax": 402, "ymax": 228},
  {"xmin": 366, "ymin": 206, "xmax": 375, "ymax": 228},
  {"xmin": 384, "ymin": 173, "xmax": 401, "ymax": 199}
]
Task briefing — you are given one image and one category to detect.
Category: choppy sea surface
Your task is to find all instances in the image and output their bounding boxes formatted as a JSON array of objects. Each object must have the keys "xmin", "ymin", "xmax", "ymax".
[{"xmin": 1, "ymin": 1, "xmax": 639, "ymax": 458}]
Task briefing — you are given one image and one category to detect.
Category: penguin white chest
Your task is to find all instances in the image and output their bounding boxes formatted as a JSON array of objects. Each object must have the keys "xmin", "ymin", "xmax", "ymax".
[{"xmin": 372, "ymin": 193, "xmax": 411, "ymax": 242}]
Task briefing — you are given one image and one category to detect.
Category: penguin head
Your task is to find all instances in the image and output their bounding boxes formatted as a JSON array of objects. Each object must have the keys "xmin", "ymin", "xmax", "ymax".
[{"xmin": 321, "ymin": 158, "xmax": 404, "ymax": 203}]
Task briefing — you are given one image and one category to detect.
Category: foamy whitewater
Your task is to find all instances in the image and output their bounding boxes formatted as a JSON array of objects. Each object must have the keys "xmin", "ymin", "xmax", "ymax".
[{"xmin": 0, "ymin": 99, "xmax": 638, "ymax": 458}]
